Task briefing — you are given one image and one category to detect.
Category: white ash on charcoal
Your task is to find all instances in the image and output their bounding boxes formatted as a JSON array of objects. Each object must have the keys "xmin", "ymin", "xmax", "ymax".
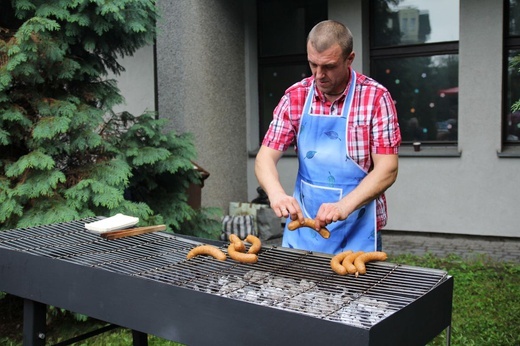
[
  {"xmin": 334, "ymin": 296, "xmax": 395, "ymax": 327},
  {"xmin": 192, "ymin": 270, "xmax": 396, "ymax": 327}
]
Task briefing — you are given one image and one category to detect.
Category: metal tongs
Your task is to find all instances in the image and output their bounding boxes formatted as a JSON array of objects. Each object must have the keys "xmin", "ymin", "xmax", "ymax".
[{"xmin": 100, "ymin": 225, "xmax": 166, "ymax": 240}]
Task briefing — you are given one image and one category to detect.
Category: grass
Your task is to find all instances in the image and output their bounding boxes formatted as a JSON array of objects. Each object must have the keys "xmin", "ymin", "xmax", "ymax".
[
  {"xmin": 1, "ymin": 253, "xmax": 518, "ymax": 346},
  {"xmin": 392, "ymin": 253, "xmax": 520, "ymax": 346}
]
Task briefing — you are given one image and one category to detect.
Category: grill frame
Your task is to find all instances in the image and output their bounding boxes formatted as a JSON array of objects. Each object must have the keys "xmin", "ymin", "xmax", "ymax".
[{"xmin": 0, "ymin": 219, "xmax": 453, "ymax": 346}]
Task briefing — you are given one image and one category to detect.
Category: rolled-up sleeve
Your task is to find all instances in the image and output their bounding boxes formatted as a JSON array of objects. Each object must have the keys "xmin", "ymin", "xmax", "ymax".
[
  {"xmin": 262, "ymin": 95, "xmax": 297, "ymax": 151},
  {"xmin": 372, "ymin": 90, "xmax": 401, "ymax": 155}
]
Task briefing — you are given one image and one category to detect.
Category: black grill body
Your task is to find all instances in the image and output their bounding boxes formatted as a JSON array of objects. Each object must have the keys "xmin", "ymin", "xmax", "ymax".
[{"xmin": 0, "ymin": 218, "xmax": 453, "ymax": 346}]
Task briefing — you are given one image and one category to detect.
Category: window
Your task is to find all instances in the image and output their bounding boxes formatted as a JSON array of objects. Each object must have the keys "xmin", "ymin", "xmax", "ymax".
[
  {"xmin": 257, "ymin": 0, "xmax": 327, "ymax": 144},
  {"xmin": 505, "ymin": 0, "xmax": 520, "ymax": 143},
  {"xmin": 370, "ymin": 0, "xmax": 459, "ymax": 144}
]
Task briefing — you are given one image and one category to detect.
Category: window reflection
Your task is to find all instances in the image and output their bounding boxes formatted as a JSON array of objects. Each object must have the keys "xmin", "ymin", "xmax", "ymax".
[
  {"xmin": 371, "ymin": 0, "xmax": 459, "ymax": 144},
  {"xmin": 507, "ymin": 49, "xmax": 520, "ymax": 142},
  {"xmin": 506, "ymin": 1, "xmax": 520, "ymax": 143},
  {"xmin": 372, "ymin": 55, "xmax": 458, "ymax": 142},
  {"xmin": 258, "ymin": 0, "xmax": 326, "ymax": 57},
  {"xmin": 510, "ymin": 0, "xmax": 520, "ymax": 36},
  {"xmin": 257, "ymin": 0, "xmax": 327, "ymax": 144},
  {"xmin": 259, "ymin": 64, "xmax": 311, "ymax": 141},
  {"xmin": 372, "ymin": 0, "xmax": 459, "ymax": 47}
]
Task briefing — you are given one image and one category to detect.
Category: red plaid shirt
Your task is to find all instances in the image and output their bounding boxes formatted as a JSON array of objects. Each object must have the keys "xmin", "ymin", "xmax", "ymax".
[{"xmin": 262, "ymin": 69, "xmax": 401, "ymax": 230}]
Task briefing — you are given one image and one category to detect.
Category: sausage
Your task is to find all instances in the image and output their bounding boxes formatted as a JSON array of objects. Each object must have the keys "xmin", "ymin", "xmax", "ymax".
[
  {"xmin": 354, "ymin": 251, "xmax": 388, "ymax": 275},
  {"xmin": 186, "ymin": 245, "xmax": 227, "ymax": 261},
  {"xmin": 233, "ymin": 241, "xmax": 246, "ymax": 252},
  {"xmin": 245, "ymin": 234, "xmax": 262, "ymax": 254},
  {"xmin": 227, "ymin": 243, "xmax": 258, "ymax": 264},
  {"xmin": 330, "ymin": 250, "xmax": 353, "ymax": 275},
  {"xmin": 229, "ymin": 234, "xmax": 246, "ymax": 252},
  {"xmin": 287, "ymin": 218, "xmax": 331, "ymax": 239},
  {"xmin": 342, "ymin": 251, "xmax": 365, "ymax": 274},
  {"xmin": 229, "ymin": 234, "xmax": 241, "ymax": 243}
]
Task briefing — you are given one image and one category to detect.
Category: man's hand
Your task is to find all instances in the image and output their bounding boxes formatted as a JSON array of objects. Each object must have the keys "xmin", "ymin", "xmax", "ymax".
[
  {"xmin": 255, "ymin": 145, "xmax": 304, "ymax": 223},
  {"xmin": 268, "ymin": 191, "xmax": 304, "ymax": 222},
  {"xmin": 314, "ymin": 201, "xmax": 349, "ymax": 229},
  {"xmin": 314, "ymin": 153, "xmax": 398, "ymax": 230}
]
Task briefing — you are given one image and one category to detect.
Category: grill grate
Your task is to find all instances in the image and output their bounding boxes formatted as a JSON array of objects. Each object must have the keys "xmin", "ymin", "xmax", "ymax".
[{"xmin": 0, "ymin": 218, "xmax": 449, "ymax": 330}]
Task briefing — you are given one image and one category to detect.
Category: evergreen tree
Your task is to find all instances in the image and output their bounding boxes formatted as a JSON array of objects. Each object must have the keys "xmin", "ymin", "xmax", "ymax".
[{"xmin": 0, "ymin": 0, "xmax": 221, "ymax": 237}]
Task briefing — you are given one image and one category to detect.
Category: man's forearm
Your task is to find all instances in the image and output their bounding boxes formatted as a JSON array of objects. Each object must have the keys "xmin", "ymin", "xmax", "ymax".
[
  {"xmin": 337, "ymin": 153, "xmax": 398, "ymax": 217},
  {"xmin": 254, "ymin": 146, "xmax": 286, "ymax": 199}
]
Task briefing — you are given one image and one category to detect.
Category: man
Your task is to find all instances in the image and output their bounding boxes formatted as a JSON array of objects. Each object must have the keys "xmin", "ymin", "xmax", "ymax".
[{"xmin": 255, "ymin": 20, "xmax": 401, "ymax": 254}]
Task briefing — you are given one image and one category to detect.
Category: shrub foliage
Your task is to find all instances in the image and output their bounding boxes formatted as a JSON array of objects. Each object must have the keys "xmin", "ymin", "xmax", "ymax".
[{"xmin": 0, "ymin": 0, "xmax": 220, "ymax": 237}]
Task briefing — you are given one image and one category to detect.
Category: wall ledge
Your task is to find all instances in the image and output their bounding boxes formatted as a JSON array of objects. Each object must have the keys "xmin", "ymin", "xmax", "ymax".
[
  {"xmin": 497, "ymin": 145, "xmax": 520, "ymax": 158},
  {"xmin": 398, "ymin": 145, "xmax": 460, "ymax": 158}
]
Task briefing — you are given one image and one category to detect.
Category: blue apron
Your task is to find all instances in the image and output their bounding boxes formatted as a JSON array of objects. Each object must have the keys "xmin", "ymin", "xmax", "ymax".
[{"xmin": 282, "ymin": 71, "xmax": 377, "ymax": 254}]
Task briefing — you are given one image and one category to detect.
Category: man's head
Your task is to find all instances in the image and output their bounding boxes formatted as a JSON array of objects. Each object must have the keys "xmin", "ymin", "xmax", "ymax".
[
  {"xmin": 306, "ymin": 20, "xmax": 355, "ymax": 96},
  {"xmin": 307, "ymin": 20, "xmax": 354, "ymax": 59}
]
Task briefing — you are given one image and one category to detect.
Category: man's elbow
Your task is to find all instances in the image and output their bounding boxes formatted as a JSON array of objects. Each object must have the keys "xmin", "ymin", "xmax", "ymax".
[
  {"xmin": 388, "ymin": 166, "xmax": 398, "ymax": 186},
  {"xmin": 254, "ymin": 147, "xmax": 266, "ymax": 174},
  {"xmin": 380, "ymin": 159, "xmax": 399, "ymax": 190}
]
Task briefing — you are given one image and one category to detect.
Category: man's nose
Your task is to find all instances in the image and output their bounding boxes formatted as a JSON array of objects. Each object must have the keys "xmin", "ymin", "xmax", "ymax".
[{"xmin": 315, "ymin": 66, "xmax": 326, "ymax": 78}]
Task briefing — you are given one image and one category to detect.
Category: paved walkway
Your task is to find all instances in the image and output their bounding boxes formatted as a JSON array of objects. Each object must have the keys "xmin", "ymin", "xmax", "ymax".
[
  {"xmin": 265, "ymin": 231, "xmax": 520, "ymax": 264},
  {"xmin": 382, "ymin": 231, "xmax": 520, "ymax": 264}
]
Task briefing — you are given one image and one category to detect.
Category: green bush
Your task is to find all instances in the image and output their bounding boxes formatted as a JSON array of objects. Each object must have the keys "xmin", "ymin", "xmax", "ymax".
[{"xmin": 0, "ymin": 0, "xmax": 221, "ymax": 237}]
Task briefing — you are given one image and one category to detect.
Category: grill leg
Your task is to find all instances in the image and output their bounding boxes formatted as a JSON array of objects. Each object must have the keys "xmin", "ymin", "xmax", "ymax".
[
  {"xmin": 132, "ymin": 330, "xmax": 148, "ymax": 346},
  {"xmin": 446, "ymin": 325, "xmax": 452, "ymax": 346},
  {"xmin": 23, "ymin": 299, "xmax": 46, "ymax": 346}
]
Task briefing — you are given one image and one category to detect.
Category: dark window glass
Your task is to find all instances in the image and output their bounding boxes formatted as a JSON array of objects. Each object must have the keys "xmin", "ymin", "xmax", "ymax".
[
  {"xmin": 373, "ymin": 55, "xmax": 458, "ymax": 142},
  {"xmin": 372, "ymin": 0, "xmax": 459, "ymax": 48},
  {"xmin": 510, "ymin": 0, "xmax": 520, "ymax": 36},
  {"xmin": 506, "ymin": 1, "xmax": 520, "ymax": 143},
  {"xmin": 506, "ymin": 50, "xmax": 520, "ymax": 142},
  {"xmin": 370, "ymin": 0, "xmax": 459, "ymax": 145},
  {"xmin": 257, "ymin": 0, "xmax": 327, "ymax": 144},
  {"xmin": 258, "ymin": 3, "xmax": 307, "ymax": 56},
  {"xmin": 259, "ymin": 63, "xmax": 310, "ymax": 136}
]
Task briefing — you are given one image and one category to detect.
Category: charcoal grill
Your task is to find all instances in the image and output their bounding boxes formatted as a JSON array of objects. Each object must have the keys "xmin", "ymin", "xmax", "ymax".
[{"xmin": 0, "ymin": 218, "xmax": 453, "ymax": 346}]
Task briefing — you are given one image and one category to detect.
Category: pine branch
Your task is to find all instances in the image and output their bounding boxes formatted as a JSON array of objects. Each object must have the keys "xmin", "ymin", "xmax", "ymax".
[{"xmin": 1, "ymin": 0, "xmax": 221, "ymax": 237}]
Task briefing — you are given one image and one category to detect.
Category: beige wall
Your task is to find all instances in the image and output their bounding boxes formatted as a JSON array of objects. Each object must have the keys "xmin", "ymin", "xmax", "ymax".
[
  {"xmin": 111, "ymin": 46, "xmax": 155, "ymax": 116},
  {"xmin": 384, "ymin": 0, "xmax": 518, "ymax": 237},
  {"xmin": 246, "ymin": 0, "xmax": 519, "ymax": 238},
  {"xmin": 155, "ymin": 0, "xmax": 248, "ymax": 213},
  {"xmin": 119, "ymin": 0, "xmax": 518, "ymax": 237}
]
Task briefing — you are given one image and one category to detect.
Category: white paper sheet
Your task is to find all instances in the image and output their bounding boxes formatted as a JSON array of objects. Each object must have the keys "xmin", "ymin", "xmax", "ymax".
[{"xmin": 85, "ymin": 214, "xmax": 139, "ymax": 234}]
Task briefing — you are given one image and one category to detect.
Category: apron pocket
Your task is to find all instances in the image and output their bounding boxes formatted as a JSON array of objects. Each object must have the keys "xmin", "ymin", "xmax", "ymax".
[{"xmin": 300, "ymin": 180, "xmax": 342, "ymax": 218}]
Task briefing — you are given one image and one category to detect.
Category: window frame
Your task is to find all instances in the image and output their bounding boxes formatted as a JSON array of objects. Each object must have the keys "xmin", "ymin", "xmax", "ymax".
[
  {"xmin": 256, "ymin": 0, "xmax": 327, "ymax": 145},
  {"xmin": 369, "ymin": 1, "xmax": 460, "ymax": 147},
  {"xmin": 503, "ymin": 0, "xmax": 520, "ymax": 146}
]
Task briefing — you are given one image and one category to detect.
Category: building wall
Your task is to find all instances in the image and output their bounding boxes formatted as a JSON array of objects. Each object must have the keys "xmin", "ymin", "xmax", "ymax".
[
  {"xmin": 110, "ymin": 45, "xmax": 155, "ymax": 116},
  {"xmin": 387, "ymin": 0, "xmax": 515, "ymax": 237},
  {"xmin": 246, "ymin": 0, "xmax": 519, "ymax": 238},
  {"xmin": 155, "ymin": 0, "xmax": 248, "ymax": 213},
  {"xmin": 119, "ymin": 0, "xmax": 518, "ymax": 238}
]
